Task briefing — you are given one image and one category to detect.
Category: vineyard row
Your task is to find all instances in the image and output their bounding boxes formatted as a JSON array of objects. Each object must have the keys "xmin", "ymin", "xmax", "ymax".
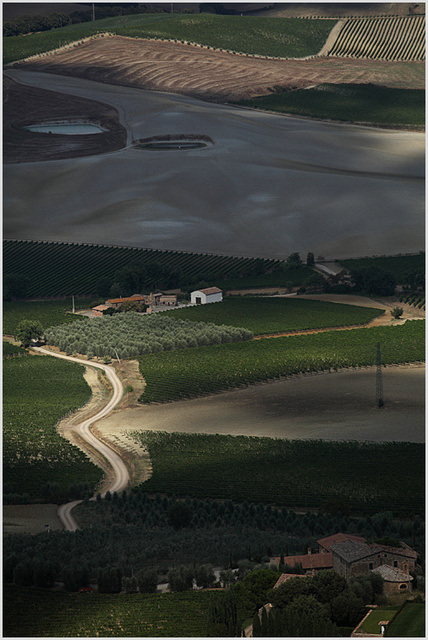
[{"xmin": 326, "ymin": 16, "xmax": 425, "ymax": 61}]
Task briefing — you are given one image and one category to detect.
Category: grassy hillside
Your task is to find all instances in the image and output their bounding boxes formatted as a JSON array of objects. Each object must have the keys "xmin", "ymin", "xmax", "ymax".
[
  {"xmin": 235, "ymin": 84, "xmax": 425, "ymax": 126},
  {"xmin": 3, "ymin": 14, "xmax": 333, "ymax": 64}
]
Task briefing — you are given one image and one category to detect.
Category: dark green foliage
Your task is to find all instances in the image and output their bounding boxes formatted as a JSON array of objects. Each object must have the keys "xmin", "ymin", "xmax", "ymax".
[
  {"xmin": 279, "ymin": 595, "xmax": 341, "ymax": 636},
  {"xmin": 341, "ymin": 254, "xmax": 425, "ymax": 285},
  {"xmin": 33, "ymin": 559, "xmax": 58, "ymax": 588},
  {"xmin": 167, "ymin": 502, "xmax": 193, "ymax": 530},
  {"xmin": 349, "ymin": 572, "xmax": 384, "ymax": 604},
  {"xmin": 350, "ymin": 266, "xmax": 397, "ymax": 296},
  {"xmin": 14, "ymin": 319, "xmax": 44, "ymax": 347},
  {"xmin": 136, "ymin": 568, "xmax": 158, "ymax": 593},
  {"xmin": 3, "ymin": 341, "xmax": 28, "ymax": 358},
  {"xmin": 329, "ymin": 590, "xmax": 366, "ymax": 627},
  {"xmin": 13, "ymin": 560, "xmax": 34, "ymax": 587},
  {"xmin": 63, "ymin": 565, "xmax": 90, "ymax": 592},
  {"xmin": 97, "ymin": 565, "xmax": 123, "ymax": 593},
  {"xmin": 235, "ymin": 84, "xmax": 425, "ymax": 126},
  {"xmin": 252, "ymin": 611, "xmax": 262, "ymax": 637},
  {"xmin": 3, "ymin": 273, "xmax": 30, "ymax": 300},
  {"xmin": 207, "ymin": 589, "xmax": 238, "ymax": 637},
  {"xmin": 269, "ymin": 575, "xmax": 316, "ymax": 609},
  {"xmin": 4, "ymin": 554, "xmax": 19, "ymax": 584},
  {"xmin": 194, "ymin": 565, "xmax": 216, "ymax": 589},
  {"xmin": 3, "ymin": 299, "xmax": 89, "ymax": 335},
  {"xmin": 168, "ymin": 566, "xmax": 194, "ymax": 592},
  {"xmin": 312, "ymin": 570, "xmax": 347, "ymax": 604}
]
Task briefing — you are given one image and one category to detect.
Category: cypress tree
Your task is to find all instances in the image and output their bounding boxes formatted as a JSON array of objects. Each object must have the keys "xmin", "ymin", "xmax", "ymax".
[{"xmin": 252, "ymin": 612, "xmax": 262, "ymax": 637}]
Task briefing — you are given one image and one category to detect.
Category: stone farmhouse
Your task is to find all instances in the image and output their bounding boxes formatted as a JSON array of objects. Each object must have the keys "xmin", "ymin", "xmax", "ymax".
[
  {"xmin": 271, "ymin": 534, "xmax": 417, "ymax": 595},
  {"xmin": 92, "ymin": 292, "xmax": 178, "ymax": 316},
  {"xmin": 331, "ymin": 539, "xmax": 417, "ymax": 594},
  {"xmin": 190, "ymin": 286, "xmax": 223, "ymax": 305}
]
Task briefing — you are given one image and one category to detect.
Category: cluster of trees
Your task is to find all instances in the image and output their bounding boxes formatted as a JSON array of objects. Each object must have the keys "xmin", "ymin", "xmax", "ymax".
[
  {"xmin": 3, "ymin": 488, "xmax": 424, "ymax": 595},
  {"xmin": 3, "ymin": 274, "xmax": 30, "ymax": 301},
  {"xmin": 44, "ymin": 313, "xmax": 253, "ymax": 359},
  {"xmin": 253, "ymin": 570, "xmax": 385, "ymax": 636},
  {"xmin": 323, "ymin": 265, "xmax": 397, "ymax": 296}
]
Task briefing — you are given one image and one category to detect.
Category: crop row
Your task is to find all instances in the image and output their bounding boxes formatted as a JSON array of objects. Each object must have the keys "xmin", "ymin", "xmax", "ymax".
[
  {"xmin": 132, "ymin": 432, "xmax": 424, "ymax": 516},
  {"xmin": 171, "ymin": 297, "xmax": 384, "ymax": 335},
  {"xmin": 3, "ymin": 239, "xmax": 279, "ymax": 298},
  {"xmin": 139, "ymin": 321, "xmax": 424, "ymax": 403},
  {"xmin": 3, "ymin": 355, "xmax": 102, "ymax": 496},
  {"xmin": 327, "ymin": 16, "xmax": 425, "ymax": 61},
  {"xmin": 2, "ymin": 299, "xmax": 97, "ymax": 335},
  {"xmin": 235, "ymin": 84, "xmax": 425, "ymax": 126},
  {"xmin": 45, "ymin": 313, "xmax": 253, "ymax": 359}
]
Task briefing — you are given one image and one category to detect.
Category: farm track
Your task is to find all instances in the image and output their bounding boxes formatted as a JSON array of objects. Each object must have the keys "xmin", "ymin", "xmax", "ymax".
[
  {"xmin": 14, "ymin": 36, "xmax": 425, "ymax": 106},
  {"xmin": 33, "ymin": 347, "xmax": 129, "ymax": 531}
]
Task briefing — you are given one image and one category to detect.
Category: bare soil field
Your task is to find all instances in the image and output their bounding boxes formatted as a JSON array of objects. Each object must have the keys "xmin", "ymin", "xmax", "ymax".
[
  {"xmin": 4, "ymin": 69, "xmax": 424, "ymax": 260},
  {"xmin": 14, "ymin": 36, "xmax": 425, "ymax": 105},
  {"xmin": 3, "ymin": 75, "xmax": 126, "ymax": 163},
  {"xmin": 3, "ymin": 504, "xmax": 62, "ymax": 535},
  {"xmin": 97, "ymin": 364, "xmax": 425, "ymax": 445}
]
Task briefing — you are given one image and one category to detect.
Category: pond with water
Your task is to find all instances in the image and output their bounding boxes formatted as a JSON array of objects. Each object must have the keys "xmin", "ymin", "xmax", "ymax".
[{"xmin": 25, "ymin": 123, "xmax": 105, "ymax": 135}]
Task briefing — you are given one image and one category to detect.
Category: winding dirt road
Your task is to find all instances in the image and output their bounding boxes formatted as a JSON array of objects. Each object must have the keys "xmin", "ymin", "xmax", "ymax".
[{"xmin": 34, "ymin": 347, "xmax": 129, "ymax": 531}]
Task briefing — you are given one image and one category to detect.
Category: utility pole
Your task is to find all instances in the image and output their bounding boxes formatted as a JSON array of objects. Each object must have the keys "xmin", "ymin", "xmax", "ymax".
[
  {"xmin": 171, "ymin": 3, "xmax": 173, "ymax": 14},
  {"xmin": 375, "ymin": 342, "xmax": 384, "ymax": 408},
  {"xmin": 72, "ymin": 295, "xmax": 75, "ymax": 314},
  {"xmin": 92, "ymin": 3, "xmax": 95, "ymax": 21}
]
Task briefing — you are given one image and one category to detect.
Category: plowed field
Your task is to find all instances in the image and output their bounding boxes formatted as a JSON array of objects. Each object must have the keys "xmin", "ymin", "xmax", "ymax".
[{"xmin": 15, "ymin": 35, "xmax": 425, "ymax": 103}]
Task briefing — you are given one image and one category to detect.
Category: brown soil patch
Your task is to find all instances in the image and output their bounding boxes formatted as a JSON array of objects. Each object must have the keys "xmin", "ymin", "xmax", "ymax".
[
  {"xmin": 3, "ymin": 504, "xmax": 62, "ymax": 535},
  {"xmin": 14, "ymin": 36, "xmax": 425, "ymax": 106},
  {"xmin": 3, "ymin": 74, "xmax": 126, "ymax": 163}
]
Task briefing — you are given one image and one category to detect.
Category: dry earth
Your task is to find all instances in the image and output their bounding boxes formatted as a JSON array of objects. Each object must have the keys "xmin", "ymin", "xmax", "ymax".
[
  {"xmin": 14, "ymin": 35, "xmax": 425, "ymax": 104},
  {"xmin": 3, "ymin": 504, "xmax": 63, "ymax": 535},
  {"xmin": 4, "ymin": 69, "xmax": 424, "ymax": 260},
  {"xmin": 3, "ymin": 75, "xmax": 126, "ymax": 163}
]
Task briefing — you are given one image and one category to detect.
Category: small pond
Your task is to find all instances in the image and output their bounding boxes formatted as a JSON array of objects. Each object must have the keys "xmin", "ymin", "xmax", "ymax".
[
  {"xmin": 137, "ymin": 141, "xmax": 208, "ymax": 150},
  {"xmin": 24, "ymin": 123, "xmax": 106, "ymax": 135}
]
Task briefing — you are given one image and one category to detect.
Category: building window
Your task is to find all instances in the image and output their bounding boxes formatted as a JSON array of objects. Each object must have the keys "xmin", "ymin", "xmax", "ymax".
[
  {"xmin": 369, "ymin": 563, "xmax": 373, "ymax": 570},
  {"xmin": 394, "ymin": 561, "xmax": 398, "ymax": 567},
  {"xmin": 399, "ymin": 583, "xmax": 408, "ymax": 590}
]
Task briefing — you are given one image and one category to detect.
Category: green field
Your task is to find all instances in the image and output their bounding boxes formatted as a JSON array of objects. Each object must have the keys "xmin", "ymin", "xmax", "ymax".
[
  {"xmin": 339, "ymin": 253, "xmax": 425, "ymax": 282},
  {"xmin": 3, "ymin": 354, "xmax": 102, "ymax": 497},
  {"xmin": 3, "ymin": 585, "xmax": 218, "ymax": 637},
  {"xmin": 171, "ymin": 297, "xmax": 384, "ymax": 335},
  {"xmin": 358, "ymin": 607, "xmax": 399, "ymax": 634},
  {"xmin": 3, "ymin": 341, "xmax": 27, "ymax": 357},
  {"xmin": 3, "ymin": 299, "xmax": 96, "ymax": 335},
  {"xmin": 138, "ymin": 321, "xmax": 424, "ymax": 403},
  {"xmin": 386, "ymin": 602, "xmax": 425, "ymax": 637},
  {"xmin": 131, "ymin": 432, "xmax": 424, "ymax": 515},
  {"xmin": 235, "ymin": 84, "xmax": 425, "ymax": 126},
  {"xmin": 3, "ymin": 239, "xmax": 280, "ymax": 299},
  {"xmin": 3, "ymin": 14, "xmax": 333, "ymax": 64}
]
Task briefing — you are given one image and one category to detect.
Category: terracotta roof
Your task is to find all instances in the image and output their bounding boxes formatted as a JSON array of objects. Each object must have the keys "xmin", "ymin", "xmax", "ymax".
[
  {"xmin": 372, "ymin": 565, "xmax": 414, "ymax": 583},
  {"xmin": 317, "ymin": 533, "xmax": 366, "ymax": 552},
  {"xmin": 273, "ymin": 573, "xmax": 308, "ymax": 589},
  {"xmin": 107, "ymin": 296, "xmax": 145, "ymax": 304},
  {"xmin": 374, "ymin": 544, "xmax": 418, "ymax": 559},
  {"xmin": 331, "ymin": 540, "xmax": 382, "ymax": 562},
  {"xmin": 199, "ymin": 287, "xmax": 222, "ymax": 295},
  {"xmin": 273, "ymin": 552, "xmax": 333, "ymax": 571}
]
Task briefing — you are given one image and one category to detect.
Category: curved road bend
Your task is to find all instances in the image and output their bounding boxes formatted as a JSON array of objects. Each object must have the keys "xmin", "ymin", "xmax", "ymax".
[{"xmin": 34, "ymin": 347, "xmax": 129, "ymax": 531}]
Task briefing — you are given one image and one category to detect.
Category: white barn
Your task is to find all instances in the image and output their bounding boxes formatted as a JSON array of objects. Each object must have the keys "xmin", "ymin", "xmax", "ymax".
[{"xmin": 191, "ymin": 287, "xmax": 223, "ymax": 305}]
